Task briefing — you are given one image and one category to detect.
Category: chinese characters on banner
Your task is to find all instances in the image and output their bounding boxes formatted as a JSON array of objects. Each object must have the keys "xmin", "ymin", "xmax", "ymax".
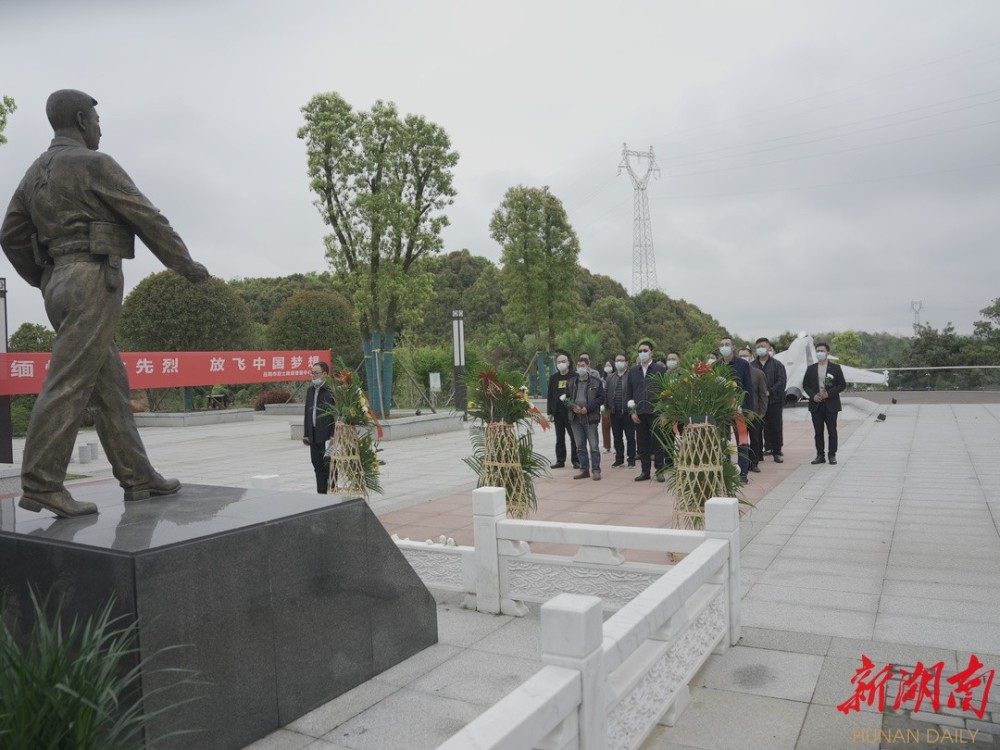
[
  {"xmin": 0, "ymin": 351, "xmax": 331, "ymax": 396},
  {"xmin": 838, "ymin": 653, "xmax": 995, "ymax": 718}
]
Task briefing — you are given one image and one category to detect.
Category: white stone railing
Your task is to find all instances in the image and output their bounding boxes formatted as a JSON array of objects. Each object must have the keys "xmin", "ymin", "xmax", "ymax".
[{"xmin": 395, "ymin": 487, "xmax": 741, "ymax": 750}]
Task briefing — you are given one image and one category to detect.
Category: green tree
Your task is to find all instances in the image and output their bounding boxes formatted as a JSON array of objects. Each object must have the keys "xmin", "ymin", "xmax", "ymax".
[
  {"xmin": 409, "ymin": 249, "xmax": 496, "ymax": 345},
  {"xmin": 266, "ymin": 290, "xmax": 361, "ymax": 365},
  {"xmin": 490, "ymin": 186, "xmax": 580, "ymax": 351},
  {"xmin": 588, "ymin": 297, "xmax": 637, "ymax": 359},
  {"xmin": 830, "ymin": 330, "xmax": 863, "ymax": 367},
  {"xmin": 0, "ymin": 95, "xmax": 15, "ymax": 145},
  {"xmin": 973, "ymin": 298, "xmax": 1000, "ymax": 366},
  {"xmin": 9, "ymin": 323, "xmax": 55, "ymax": 352},
  {"xmin": 631, "ymin": 289, "xmax": 723, "ymax": 355},
  {"xmin": 7, "ymin": 322, "xmax": 52, "ymax": 437},
  {"xmin": 118, "ymin": 272, "xmax": 256, "ymax": 351},
  {"xmin": 229, "ymin": 272, "xmax": 346, "ymax": 326},
  {"xmin": 578, "ymin": 268, "xmax": 628, "ymax": 307},
  {"xmin": 298, "ymin": 92, "xmax": 459, "ymax": 417}
]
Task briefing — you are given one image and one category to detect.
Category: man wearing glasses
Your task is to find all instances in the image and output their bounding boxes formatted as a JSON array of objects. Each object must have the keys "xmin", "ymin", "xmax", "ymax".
[{"xmin": 625, "ymin": 339, "xmax": 667, "ymax": 482}]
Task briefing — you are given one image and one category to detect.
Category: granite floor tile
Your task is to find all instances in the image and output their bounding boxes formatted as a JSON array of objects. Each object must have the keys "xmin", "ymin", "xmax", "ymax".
[
  {"xmin": 644, "ymin": 688, "xmax": 808, "ymax": 750},
  {"xmin": 699, "ymin": 645, "xmax": 824, "ymax": 701}
]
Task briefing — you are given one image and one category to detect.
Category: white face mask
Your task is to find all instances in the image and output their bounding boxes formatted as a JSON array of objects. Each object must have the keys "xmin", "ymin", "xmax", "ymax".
[
  {"xmin": 576, "ymin": 367, "xmax": 588, "ymax": 376},
  {"xmin": 816, "ymin": 351, "xmax": 828, "ymax": 362},
  {"xmin": 638, "ymin": 351, "xmax": 651, "ymax": 363},
  {"xmin": 719, "ymin": 346, "xmax": 732, "ymax": 358},
  {"xmin": 311, "ymin": 377, "xmax": 323, "ymax": 386},
  {"xmin": 666, "ymin": 359, "xmax": 678, "ymax": 370},
  {"xmin": 604, "ymin": 365, "xmax": 613, "ymax": 374},
  {"xmin": 756, "ymin": 347, "xmax": 768, "ymax": 358},
  {"xmin": 557, "ymin": 361, "xmax": 569, "ymax": 373},
  {"xmin": 615, "ymin": 361, "xmax": 626, "ymax": 370},
  {"xmin": 739, "ymin": 356, "xmax": 751, "ymax": 362}
]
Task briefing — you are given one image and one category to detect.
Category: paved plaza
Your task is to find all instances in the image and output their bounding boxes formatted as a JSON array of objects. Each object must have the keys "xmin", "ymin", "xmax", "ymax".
[{"xmin": 3, "ymin": 396, "xmax": 999, "ymax": 748}]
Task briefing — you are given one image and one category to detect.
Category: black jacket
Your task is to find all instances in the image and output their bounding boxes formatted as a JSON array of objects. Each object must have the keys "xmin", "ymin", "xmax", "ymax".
[
  {"xmin": 752, "ymin": 357, "xmax": 787, "ymax": 406},
  {"xmin": 803, "ymin": 362, "xmax": 847, "ymax": 413},
  {"xmin": 547, "ymin": 369, "xmax": 574, "ymax": 417},
  {"xmin": 565, "ymin": 372, "xmax": 606, "ymax": 424},
  {"xmin": 624, "ymin": 362, "xmax": 666, "ymax": 415},
  {"xmin": 304, "ymin": 384, "xmax": 334, "ymax": 445}
]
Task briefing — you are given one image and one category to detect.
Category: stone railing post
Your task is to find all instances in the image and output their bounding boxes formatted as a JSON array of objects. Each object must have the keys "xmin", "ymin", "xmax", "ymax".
[
  {"xmin": 705, "ymin": 497, "xmax": 740, "ymax": 645},
  {"xmin": 541, "ymin": 594, "xmax": 607, "ymax": 750},
  {"xmin": 471, "ymin": 486, "xmax": 506, "ymax": 614}
]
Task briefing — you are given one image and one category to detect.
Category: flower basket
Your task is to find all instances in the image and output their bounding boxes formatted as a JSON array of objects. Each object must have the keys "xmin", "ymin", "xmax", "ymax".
[
  {"xmin": 671, "ymin": 421, "xmax": 726, "ymax": 530},
  {"xmin": 481, "ymin": 422, "xmax": 535, "ymax": 519},
  {"xmin": 463, "ymin": 369, "xmax": 550, "ymax": 519},
  {"xmin": 327, "ymin": 422, "xmax": 369, "ymax": 499}
]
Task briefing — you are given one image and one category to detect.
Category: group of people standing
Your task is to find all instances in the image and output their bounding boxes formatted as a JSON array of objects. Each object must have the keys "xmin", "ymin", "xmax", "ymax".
[{"xmin": 545, "ymin": 335, "xmax": 847, "ymax": 485}]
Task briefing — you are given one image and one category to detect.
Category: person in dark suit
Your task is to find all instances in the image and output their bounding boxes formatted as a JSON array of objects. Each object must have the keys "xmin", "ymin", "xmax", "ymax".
[
  {"xmin": 303, "ymin": 361, "xmax": 335, "ymax": 492},
  {"xmin": 546, "ymin": 351, "xmax": 578, "ymax": 469},
  {"xmin": 802, "ymin": 342, "xmax": 847, "ymax": 465},
  {"xmin": 625, "ymin": 339, "xmax": 667, "ymax": 482},
  {"xmin": 718, "ymin": 336, "xmax": 756, "ymax": 483}
]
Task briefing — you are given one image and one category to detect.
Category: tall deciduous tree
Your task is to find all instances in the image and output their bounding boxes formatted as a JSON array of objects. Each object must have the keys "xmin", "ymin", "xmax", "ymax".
[
  {"xmin": 490, "ymin": 186, "xmax": 580, "ymax": 351},
  {"xmin": 9, "ymin": 323, "xmax": 55, "ymax": 353},
  {"xmin": 0, "ymin": 95, "xmax": 15, "ymax": 146},
  {"xmin": 298, "ymin": 92, "xmax": 459, "ymax": 417},
  {"xmin": 830, "ymin": 330, "xmax": 863, "ymax": 367}
]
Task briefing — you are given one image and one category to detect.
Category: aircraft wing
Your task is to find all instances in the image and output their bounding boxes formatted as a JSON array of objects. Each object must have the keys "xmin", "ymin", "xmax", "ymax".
[{"xmin": 840, "ymin": 364, "xmax": 888, "ymax": 385}]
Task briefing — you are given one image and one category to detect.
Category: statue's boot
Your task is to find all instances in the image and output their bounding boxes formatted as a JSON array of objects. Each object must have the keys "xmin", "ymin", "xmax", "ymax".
[
  {"xmin": 123, "ymin": 474, "xmax": 182, "ymax": 502},
  {"xmin": 19, "ymin": 490, "xmax": 98, "ymax": 518}
]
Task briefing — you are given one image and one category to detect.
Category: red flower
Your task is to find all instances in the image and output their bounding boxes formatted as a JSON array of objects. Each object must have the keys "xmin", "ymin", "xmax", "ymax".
[
  {"xmin": 693, "ymin": 361, "xmax": 712, "ymax": 375},
  {"xmin": 334, "ymin": 370, "xmax": 353, "ymax": 384}
]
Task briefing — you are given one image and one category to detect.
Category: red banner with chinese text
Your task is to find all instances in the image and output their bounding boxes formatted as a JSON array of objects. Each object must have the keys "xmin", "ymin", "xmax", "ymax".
[{"xmin": 0, "ymin": 351, "xmax": 331, "ymax": 396}]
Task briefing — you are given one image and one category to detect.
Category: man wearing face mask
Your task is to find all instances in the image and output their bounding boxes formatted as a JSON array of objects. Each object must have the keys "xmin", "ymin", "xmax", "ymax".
[
  {"xmin": 303, "ymin": 361, "xmax": 335, "ymax": 493},
  {"xmin": 803, "ymin": 342, "xmax": 847, "ymax": 465},
  {"xmin": 567, "ymin": 356, "xmax": 606, "ymax": 480},
  {"xmin": 625, "ymin": 339, "xmax": 667, "ymax": 481},
  {"xmin": 547, "ymin": 351, "xmax": 579, "ymax": 469},
  {"xmin": 751, "ymin": 337, "xmax": 787, "ymax": 463},
  {"xmin": 739, "ymin": 347, "xmax": 769, "ymax": 473},
  {"xmin": 718, "ymin": 336, "xmax": 756, "ymax": 483},
  {"xmin": 604, "ymin": 353, "xmax": 636, "ymax": 468},
  {"xmin": 665, "ymin": 351, "xmax": 681, "ymax": 374}
]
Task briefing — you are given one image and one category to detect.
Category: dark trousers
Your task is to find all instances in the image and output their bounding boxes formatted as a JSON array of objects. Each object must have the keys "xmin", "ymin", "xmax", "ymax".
[
  {"xmin": 601, "ymin": 411, "xmax": 612, "ymax": 451},
  {"xmin": 610, "ymin": 411, "xmax": 636, "ymax": 463},
  {"xmin": 811, "ymin": 406, "xmax": 839, "ymax": 456},
  {"xmin": 747, "ymin": 412, "xmax": 764, "ymax": 465},
  {"xmin": 635, "ymin": 413, "xmax": 664, "ymax": 473},
  {"xmin": 309, "ymin": 441, "xmax": 329, "ymax": 493},
  {"xmin": 726, "ymin": 424, "xmax": 751, "ymax": 475},
  {"xmin": 554, "ymin": 411, "xmax": 578, "ymax": 465},
  {"xmin": 763, "ymin": 400, "xmax": 784, "ymax": 455}
]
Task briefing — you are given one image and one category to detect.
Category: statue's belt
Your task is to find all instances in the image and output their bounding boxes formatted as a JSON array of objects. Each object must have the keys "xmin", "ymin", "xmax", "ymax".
[{"xmin": 44, "ymin": 222, "xmax": 136, "ymax": 292}]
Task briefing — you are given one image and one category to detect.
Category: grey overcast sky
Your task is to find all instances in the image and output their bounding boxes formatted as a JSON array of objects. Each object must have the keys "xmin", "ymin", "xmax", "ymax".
[{"xmin": 2, "ymin": 0, "xmax": 999, "ymax": 344}]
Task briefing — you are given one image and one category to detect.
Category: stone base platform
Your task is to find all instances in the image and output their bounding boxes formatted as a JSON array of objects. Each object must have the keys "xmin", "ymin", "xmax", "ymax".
[
  {"xmin": 289, "ymin": 411, "xmax": 465, "ymax": 441},
  {"xmin": 0, "ymin": 482, "xmax": 437, "ymax": 750},
  {"xmin": 133, "ymin": 408, "xmax": 256, "ymax": 427}
]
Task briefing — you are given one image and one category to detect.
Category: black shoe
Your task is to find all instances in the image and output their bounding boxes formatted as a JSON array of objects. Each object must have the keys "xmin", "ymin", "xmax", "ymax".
[
  {"xmin": 739, "ymin": 474, "xmax": 749, "ymax": 484},
  {"xmin": 634, "ymin": 473, "xmax": 651, "ymax": 482},
  {"xmin": 656, "ymin": 474, "xmax": 666, "ymax": 483},
  {"xmin": 611, "ymin": 460, "xmax": 625, "ymax": 468},
  {"xmin": 829, "ymin": 455, "xmax": 838, "ymax": 465},
  {"xmin": 810, "ymin": 455, "xmax": 825, "ymax": 465},
  {"xmin": 774, "ymin": 454, "xmax": 784, "ymax": 464},
  {"xmin": 572, "ymin": 463, "xmax": 580, "ymax": 469},
  {"xmin": 627, "ymin": 461, "xmax": 636, "ymax": 467},
  {"xmin": 550, "ymin": 462, "xmax": 565, "ymax": 469},
  {"xmin": 750, "ymin": 464, "xmax": 761, "ymax": 473}
]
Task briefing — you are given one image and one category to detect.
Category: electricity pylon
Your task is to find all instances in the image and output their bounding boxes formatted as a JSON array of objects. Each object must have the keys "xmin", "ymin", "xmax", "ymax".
[{"xmin": 618, "ymin": 143, "xmax": 660, "ymax": 293}]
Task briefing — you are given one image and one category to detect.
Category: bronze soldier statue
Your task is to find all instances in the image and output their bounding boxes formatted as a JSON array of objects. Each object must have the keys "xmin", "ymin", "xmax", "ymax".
[{"xmin": 0, "ymin": 89, "xmax": 210, "ymax": 518}]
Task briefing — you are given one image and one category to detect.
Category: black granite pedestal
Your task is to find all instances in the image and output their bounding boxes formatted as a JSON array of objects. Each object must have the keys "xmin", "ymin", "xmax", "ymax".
[{"xmin": 0, "ymin": 482, "xmax": 438, "ymax": 750}]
